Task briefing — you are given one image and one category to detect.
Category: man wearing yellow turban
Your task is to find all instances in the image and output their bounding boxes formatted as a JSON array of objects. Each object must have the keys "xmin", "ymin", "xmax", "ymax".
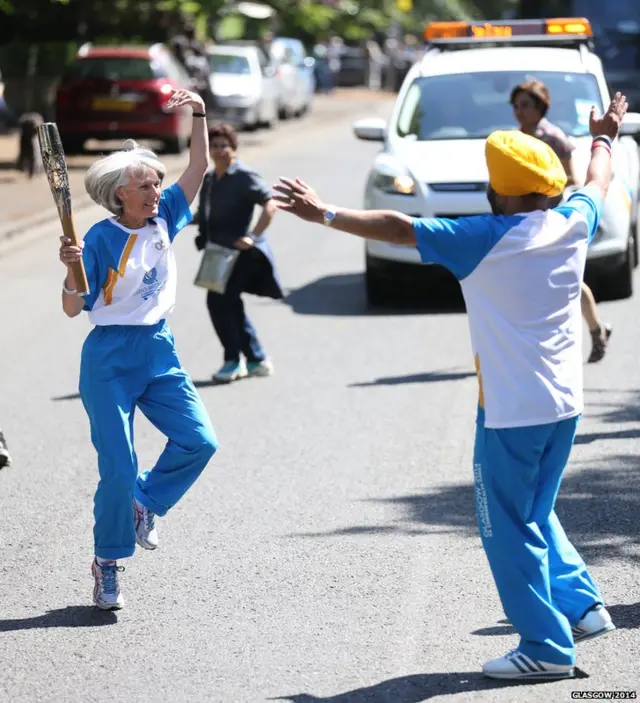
[{"xmin": 273, "ymin": 93, "xmax": 628, "ymax": 681}]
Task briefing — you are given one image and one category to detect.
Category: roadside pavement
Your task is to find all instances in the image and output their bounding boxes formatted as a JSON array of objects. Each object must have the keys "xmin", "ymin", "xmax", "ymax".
[{"xmin": 0, "ymin": 88, "xmax": 394, "ymax": 245}]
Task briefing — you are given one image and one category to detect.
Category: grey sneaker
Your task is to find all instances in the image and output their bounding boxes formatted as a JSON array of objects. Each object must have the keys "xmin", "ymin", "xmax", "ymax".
[
  {"xmin": 133, "ymin": 498, "xmax": 158, "ymax": 550},
  {"xmin": 92, "ymin": 559, "xmax": 124, "ymax": 610},
  {"xmin": 0, "ymin": 430, "xmax": 11, "ymax": 469}
]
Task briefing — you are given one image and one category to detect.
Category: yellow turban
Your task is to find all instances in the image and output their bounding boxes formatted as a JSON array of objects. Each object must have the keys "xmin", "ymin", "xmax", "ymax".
[{"xmin": 485, "ymin": 130, "xmax": 567, "ymax": 198}]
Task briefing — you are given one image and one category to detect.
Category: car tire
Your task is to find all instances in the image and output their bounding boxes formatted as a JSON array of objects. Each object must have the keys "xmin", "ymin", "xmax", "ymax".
[
  {"xmin": 164, "ymin": 134, "xmax": 187, "ymax": 155},
  {"xmin": 602, "ymin": 237, "xmax": 634, "ymax": 300},
  {"xmin": 60, "ymin": 136, "xmax": 84, "ymax": 155},
  {"xmin": 263, "ymin": 109, "xmax": 278, "ymax": 130},
  {"xmin": 365, "ymin": 257, "xmax": 401, "ymax": 307}
]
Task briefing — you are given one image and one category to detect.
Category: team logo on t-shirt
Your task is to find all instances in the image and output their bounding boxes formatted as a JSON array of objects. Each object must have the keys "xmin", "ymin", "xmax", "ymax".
[
  {"xmin": 143, "ymin": 268, "xmax": 158, "ymax": 285},
  {"xmin": 137, "ymin": 267, "xmax": 164, "ymax": 301}
]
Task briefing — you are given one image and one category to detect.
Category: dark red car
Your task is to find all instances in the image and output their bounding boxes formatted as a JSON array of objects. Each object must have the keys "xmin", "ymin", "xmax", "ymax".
[{"xmin": 55, "ymin": 43, "xmax": 193, "ymax": 154}]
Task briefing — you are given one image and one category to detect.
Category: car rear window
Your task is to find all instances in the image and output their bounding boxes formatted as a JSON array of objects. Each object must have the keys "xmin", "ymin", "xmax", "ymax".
[
  {"xmin": 66, "ymin": 57, "xmax": 161, "ymax": 81},
  {"xmin": 210, "ymin": 54, "xmax": 251, "ymax": 74}
]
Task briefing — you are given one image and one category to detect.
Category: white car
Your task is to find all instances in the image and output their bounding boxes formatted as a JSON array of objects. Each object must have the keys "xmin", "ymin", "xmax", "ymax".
[
  {"xmin": 354, "ymin": 18, "xmax": 640, "ymax": 305},
  {"xmin": 269, "ymin": 37, "xmax": 315, "ymax": 119},
  {"xmin": 208, "ymin": 45, "xmax": 279, "ymax": 130}
]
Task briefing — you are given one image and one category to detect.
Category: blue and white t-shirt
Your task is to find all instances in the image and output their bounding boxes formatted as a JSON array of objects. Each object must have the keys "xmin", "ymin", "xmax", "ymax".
[
  {"xmin": 81, "ymin": 182, "xmax": 192, "ymax": 326},
  {"xmin": 413, "ymin": 187, "xmax": 602, "ymax": 429}
]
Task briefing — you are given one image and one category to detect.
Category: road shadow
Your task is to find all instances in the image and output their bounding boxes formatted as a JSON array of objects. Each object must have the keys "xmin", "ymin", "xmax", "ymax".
[
  {"xmin": 52, "ymin": 392, "xmax": 81, "ymax": 401},
  {"xmin": 270, "ymin": 668, "xmax": 588, "ymax": 702},
  {"xmin": 0, "ymin": 605, "xmax": 117, "ymax": 631},
  {"xmin": 575, "ymin": 388, "xmax": 640, "ymax": 444},
  {"xmin": 607, "ymin": 602, "xmax": 640, "ymax": 630},
  {"xmin": 288, "ymin": 453, "xmax": 640, "ymax": 565},
  {"xmin": 584, "ymin": 388, "xmax": 640, "ymax": 422},
  {"xmin": 283, "ymin": 273, "xmax": 466, "ymax": 317},
  {"xmin": 349, "ymin": 369, "xmax": 476, "ymax": 388}
]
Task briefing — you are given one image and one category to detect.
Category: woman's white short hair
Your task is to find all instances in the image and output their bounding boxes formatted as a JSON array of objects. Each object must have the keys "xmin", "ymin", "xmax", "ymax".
[{"xmin": 84, "ymin": 139, "xmax": 167, "ymax": 216}]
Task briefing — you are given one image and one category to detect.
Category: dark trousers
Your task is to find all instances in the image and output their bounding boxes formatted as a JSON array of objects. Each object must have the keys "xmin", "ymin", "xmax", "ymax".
[{"xmin": 207, "ymin": 290, "xmax": 266, "ymax": 363}]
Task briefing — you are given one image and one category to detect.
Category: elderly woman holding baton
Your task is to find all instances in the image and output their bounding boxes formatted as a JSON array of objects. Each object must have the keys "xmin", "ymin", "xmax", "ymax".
[{"xmin": 59, "ymin": 89, "xmax": 218, "ymax": 611}]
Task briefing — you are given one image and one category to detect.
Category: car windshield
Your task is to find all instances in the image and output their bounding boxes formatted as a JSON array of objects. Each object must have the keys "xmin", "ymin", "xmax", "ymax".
[
  {"xmin": 210, "ymin": 54, "xmax": 251, "ymax": 74},
  {"xmin": 395, "ymin": 70, "xmax": 603, "ymax": 141},
  {"xmin": 67, "ymin": 58, "xmax": 158, "ymax": 80}
]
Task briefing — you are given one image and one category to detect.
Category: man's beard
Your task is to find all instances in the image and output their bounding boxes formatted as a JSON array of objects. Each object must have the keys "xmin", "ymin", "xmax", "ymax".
[{"xmin": 487, "ymin": 187, "xmax": 505, "ymax": 215}]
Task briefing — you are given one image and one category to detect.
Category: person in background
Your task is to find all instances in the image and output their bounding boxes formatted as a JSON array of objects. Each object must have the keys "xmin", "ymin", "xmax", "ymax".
[
  {"xmin": 195, "ymin": 123, "xmax": 282, "ymax": 383},
  {"xmin": 365, "ymin": 38, "xmax": 384, "ymax": 91},
  {"xmin": 0, "ymin": 428, "xmax": 11, "ymax": 469},
  {"xmin": 511, "ymin": 79, "xmax": 612, "ymax": 363}
]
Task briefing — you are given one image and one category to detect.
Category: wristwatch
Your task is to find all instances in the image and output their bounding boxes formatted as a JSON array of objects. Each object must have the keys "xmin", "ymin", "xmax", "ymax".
[{"xmin": 323, "ymin": 207, "xmax": 337, "ymax": 227}]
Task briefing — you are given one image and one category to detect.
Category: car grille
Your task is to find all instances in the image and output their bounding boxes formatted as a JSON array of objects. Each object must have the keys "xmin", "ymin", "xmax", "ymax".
[{"xmin": 428, "ymin": 182, "xmax": 488, "ymax": 193}]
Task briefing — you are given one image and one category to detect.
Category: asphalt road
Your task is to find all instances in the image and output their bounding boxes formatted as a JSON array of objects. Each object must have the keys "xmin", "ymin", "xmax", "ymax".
[{"xmin": 0, "ymin": 96, "xmax": 638, "ymax": 703}]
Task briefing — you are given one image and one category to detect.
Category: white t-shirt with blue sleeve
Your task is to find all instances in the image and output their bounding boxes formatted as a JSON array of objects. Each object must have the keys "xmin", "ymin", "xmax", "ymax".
[
  {"xmin": 81, "ymin": 182, "xmax": 193, "ymax": 326},
  {"xmin": 413, "ymin": 186, "xmax": 602, "ymax": 429}
]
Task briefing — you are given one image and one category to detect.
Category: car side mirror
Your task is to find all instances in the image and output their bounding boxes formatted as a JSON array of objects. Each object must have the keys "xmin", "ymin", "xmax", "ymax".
[
  {"xmin": 620, "ymin": 112, "xmax": 640, "ymax": 136},
  {"xmin": 353, "ymin": 117, "xmax": 387, "ymax": 142},
  {"xmin": 303, "ymin": 56, "xmax": 315, "ymax": 69},
  {"xmin": 263, "ymin": 66, "xmax": 276, "ymax": 78}
]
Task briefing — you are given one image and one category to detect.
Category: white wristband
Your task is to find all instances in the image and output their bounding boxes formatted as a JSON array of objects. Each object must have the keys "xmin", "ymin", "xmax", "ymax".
[{"xmin": 63, "ymin": 279, "xmax": 78, "ymax": 295}]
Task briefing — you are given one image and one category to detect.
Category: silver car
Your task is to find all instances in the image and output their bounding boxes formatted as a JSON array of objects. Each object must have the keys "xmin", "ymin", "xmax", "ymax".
[{"xmin": 208, "ymin": 45, "xmax": 279, "ymax": 130}]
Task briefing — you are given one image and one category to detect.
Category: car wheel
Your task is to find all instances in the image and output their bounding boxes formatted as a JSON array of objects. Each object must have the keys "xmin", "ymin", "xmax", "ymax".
[
  {"xmin": 263, "ymin": 109, "xmax": 278, "ymax": 130},
  {"xmin": 164, "ymin": 134, "xmax": 187, "ymax": 155},
  {"xmin": 603, "ymin": 237, "xmax": 634, "ymax": 300},
  {"xmin": 60, "ymin": 136, "xmax": 84, "ymax": 155},
  {"xmin": 365, "ymin": 257, "xmax": 401, "ymax": 307}
]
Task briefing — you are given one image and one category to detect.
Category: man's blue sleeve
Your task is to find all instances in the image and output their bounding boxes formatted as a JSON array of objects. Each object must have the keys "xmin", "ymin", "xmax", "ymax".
[
  {"xmin": 158, "ymin": 182, "xmax": 194, "ymax": 241},
  {"xmin": 554, "ymin": 186, "xmax": 603, "ymax": 244},
  {"xmin": 412, "ymin": 214, "xmax": 520, "ymax": 280}
]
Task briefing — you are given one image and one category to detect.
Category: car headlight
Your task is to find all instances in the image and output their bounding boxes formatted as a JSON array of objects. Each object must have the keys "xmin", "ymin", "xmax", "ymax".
[{"xmin": 372, "ymin": 169, "xmax": 415, "ymax": 195}]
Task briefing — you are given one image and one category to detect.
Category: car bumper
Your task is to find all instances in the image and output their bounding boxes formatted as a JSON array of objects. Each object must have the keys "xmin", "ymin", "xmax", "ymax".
[{"xmin": 212, "ymin": 96, "xmax": 260, "ymax": 126}]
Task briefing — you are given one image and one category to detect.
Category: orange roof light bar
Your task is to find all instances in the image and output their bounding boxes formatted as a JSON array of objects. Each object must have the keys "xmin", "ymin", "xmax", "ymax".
[
  {"xmin": 424, "ymin": 21, "xmax": 469, "ymax": 41},
  {"xmin": 424, "ymin": 17, "xmax": 592, "ymax": 42},
  {"xmin": 546, "ymin": 17, "xmax": 592, "ymax": 36}
]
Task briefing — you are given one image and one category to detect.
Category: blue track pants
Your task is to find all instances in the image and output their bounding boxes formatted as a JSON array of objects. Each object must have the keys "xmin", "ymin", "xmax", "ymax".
[
  {"xmin": 473, "ymin": 413, "xmax": 602, "ymax": 665},
  {"xmin": 79, "ymin": 321, "xmax": 218, "ymax": 560}
]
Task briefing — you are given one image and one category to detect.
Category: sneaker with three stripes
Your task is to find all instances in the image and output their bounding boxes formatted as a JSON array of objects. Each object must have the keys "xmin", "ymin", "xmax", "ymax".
[{"xmin": 482, "ymin": 649, "xmax": 574, "ymax": 680}]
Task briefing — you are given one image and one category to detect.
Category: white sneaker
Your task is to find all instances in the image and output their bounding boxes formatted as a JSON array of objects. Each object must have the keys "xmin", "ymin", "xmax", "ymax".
[
  {"xmin": 92, "ymin": 559, "xmax": 124, "ymax": 610},
  {"xmin": 482, "ymin": 649, "xmax": 574, "ymax": 680},
  {"xmin": 133, "ymin": 498, "xmax": 158, "ymax": 550},
  {"xmin": 247, "ymin": 358, "xmax": 274, "ymax": 377},
  {"xmin": 573, "ymin": 604, "xmax": 616, "ymax": 643},
  {"xmin": 213, "ymin": 360, "xmax": 247, "ymax": 383}
]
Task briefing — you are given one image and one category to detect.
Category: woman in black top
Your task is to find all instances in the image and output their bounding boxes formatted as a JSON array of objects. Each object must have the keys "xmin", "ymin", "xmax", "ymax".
[{"xmin": 196, "ymin": 124, "xmax": 283, "ymax": 382}]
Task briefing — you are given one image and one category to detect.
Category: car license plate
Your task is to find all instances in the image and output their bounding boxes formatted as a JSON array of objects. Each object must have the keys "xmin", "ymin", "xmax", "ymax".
[{"xmin": 91, "ymin": 97, "xmax": 136, "ymax": 111}]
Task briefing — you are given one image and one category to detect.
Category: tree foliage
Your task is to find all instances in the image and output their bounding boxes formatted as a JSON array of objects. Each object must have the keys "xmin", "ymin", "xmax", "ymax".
[{"xmin": 0, "ymin": 0, "xmax": 520, "ymax": 47}]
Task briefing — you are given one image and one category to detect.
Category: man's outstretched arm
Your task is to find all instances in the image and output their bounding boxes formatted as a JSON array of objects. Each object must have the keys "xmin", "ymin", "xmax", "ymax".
[{"xmin": 273, "ymin": 177, "xmax": 415, "ymax": 245}]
